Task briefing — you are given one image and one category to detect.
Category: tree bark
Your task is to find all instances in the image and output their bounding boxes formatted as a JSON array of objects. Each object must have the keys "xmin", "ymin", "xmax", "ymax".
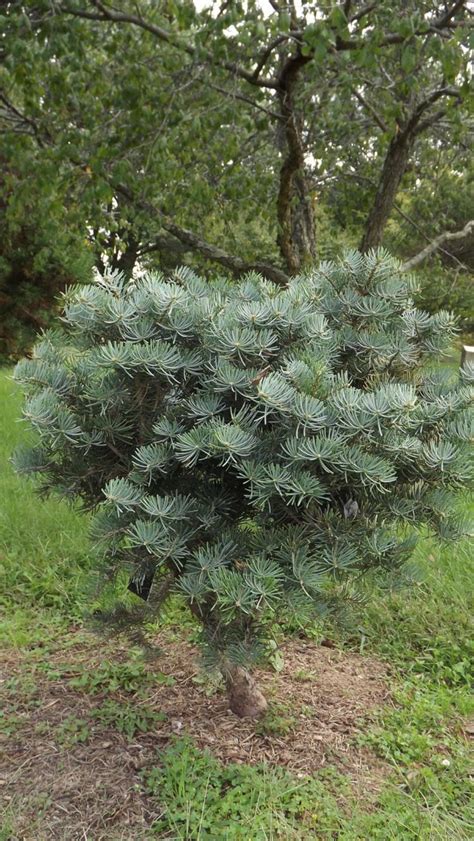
[
  {"xmin": 112, "ymin": 232, "xmax": 140, "ymax": 277},
  {"xmin": 225, "ymin": 665, "xmax": 268, "ymax": 719},
  {"xmin": 360, "ymin": 132, "xmax": 414, "ymax": 252},
  {"xmin": 360, "ymin": 86, "xmax": 460, "ymax": 253},
  {"xmin": 161, "ymin": 217, "xmax": 290, "ymax": 285},
  {"xmin": 276, "ymin": 52, "xmax": 316, "ymax": 273},
  {"xmin": 185, "ymin": 598, "xmax": 268, "ymax": 719}
]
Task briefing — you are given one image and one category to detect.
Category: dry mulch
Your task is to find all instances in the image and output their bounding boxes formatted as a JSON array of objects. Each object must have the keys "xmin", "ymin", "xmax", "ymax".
[{"xmin": 0, "ymin": 627, "xmax": 390, "ymax": 840}]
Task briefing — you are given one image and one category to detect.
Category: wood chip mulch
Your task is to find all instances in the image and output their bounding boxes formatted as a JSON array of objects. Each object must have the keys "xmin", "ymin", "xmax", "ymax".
[{"xmin": 0, "ymin": 628, "xmax": 391, "ymax": 840}]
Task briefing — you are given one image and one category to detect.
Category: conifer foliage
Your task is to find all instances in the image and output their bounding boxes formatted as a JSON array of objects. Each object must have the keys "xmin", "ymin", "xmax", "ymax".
[{"xmin": 14, "ymin": 251, "xmax": 473, "ymax": 716}]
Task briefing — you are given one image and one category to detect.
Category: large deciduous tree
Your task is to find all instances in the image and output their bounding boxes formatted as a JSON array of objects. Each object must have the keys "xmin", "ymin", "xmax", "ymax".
[{"xmin": 1, "ymin": 0, "xmax": 472, "ymax": 342}]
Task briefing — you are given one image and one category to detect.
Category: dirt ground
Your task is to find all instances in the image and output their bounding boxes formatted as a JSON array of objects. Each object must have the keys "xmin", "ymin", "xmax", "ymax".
[{"xmin": 0, "ymin": 628, "xmax": 391, "ymax": 840}]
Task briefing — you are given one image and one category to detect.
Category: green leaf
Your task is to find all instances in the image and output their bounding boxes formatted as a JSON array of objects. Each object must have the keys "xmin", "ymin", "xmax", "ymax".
[{"xmin": 401, "ymin": 45, "xmax": 417, "ymax": 74}]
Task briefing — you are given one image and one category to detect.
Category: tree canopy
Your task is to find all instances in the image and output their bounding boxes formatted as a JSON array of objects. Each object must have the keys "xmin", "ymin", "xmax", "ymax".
[{"xmin": 1, "ymin": 1, "xmax": 473, "ymax": 355}]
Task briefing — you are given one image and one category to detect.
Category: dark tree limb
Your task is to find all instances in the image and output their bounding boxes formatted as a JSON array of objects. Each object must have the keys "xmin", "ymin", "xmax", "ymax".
[
  {"xmin": 435, "ymin": 0, "xmax": 469, "ymax": 29},
  {"xmin": 252, "ymin": 34, "xmax": 291, "ymax": 80},
  {"xmin": 62, "ymin": 2, "xmax": 470, "ymax": 89},
  {"xmin": 351, "ymin": 88, "xmax": 389, "ymax": 133},
  {"xmin": 115, "ymin": 184, "xmax": 289, "ymax": 284},
  {"xmin": 0, "ymin": 92, "xmax": 52, "ymax": 148},
  {"xmin": 361, "ymin": 86, "xmax": 462, "ymax": 252},
  {"xmin": 349, "ymin": 3, "xmax": 378, "ymax": 24},
  {"xmin": 205, "ymin": 81, "xmax": 283, "ymax": 122},
  {"xmin": 160, "ymin": 218, "xmax": 289, "ymax": 284},
  {"xmin": 291, "ymin": 1, "xmax": 470, "ymax": 50},
  {"xmin": 360, "ymin": 131, "xmax": 415, "ymax": 252},
  {"xmin": 409, "ymin": 86, "xmax": 461, "ymax": 133},
  {"xmin": 343, "ymin": 0, "xmax": 352, "ymax": 17},
  {"xmin": 391, "ymin": 202, "xmax": 470, "ymax": 271}
]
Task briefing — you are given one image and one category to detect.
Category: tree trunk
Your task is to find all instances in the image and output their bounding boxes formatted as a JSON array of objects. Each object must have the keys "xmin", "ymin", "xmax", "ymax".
[
  {"xmin": 360, "ymin": 132, "xmax": 414, "ymax": 252},
  {"xmin": 276, "ymin": 52, "xmax": 316, "ymax": 274},
  {"xmin": 111, "ymin": 233, "xmax": 140, "ymax": 278},
  {"xmin": 225, "ymin": 665, "xmax": 268, "ymax": 719},
  {"xmin": 185, "ymin": 600, "xmax": 268, "ymax": 719}
]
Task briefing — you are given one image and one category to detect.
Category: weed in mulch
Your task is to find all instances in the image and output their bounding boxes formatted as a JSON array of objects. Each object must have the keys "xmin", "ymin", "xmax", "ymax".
[{"xmin": 92, "ymin": 700, "xmax": 167, "ymax": 739}]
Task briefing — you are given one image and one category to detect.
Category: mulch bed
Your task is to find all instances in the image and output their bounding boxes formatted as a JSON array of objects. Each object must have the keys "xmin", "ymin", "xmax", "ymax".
[{"xmin": 0, "ymin": 628, "xmax": 391, "ymax": 840}]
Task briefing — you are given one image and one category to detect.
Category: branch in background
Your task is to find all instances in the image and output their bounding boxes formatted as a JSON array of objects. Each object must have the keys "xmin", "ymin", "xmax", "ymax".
[
  {"xmin": 160, "ymin": 218, "xmax": 290, "ymax": 284},
  {"xmin": 409, "ymin": 86, "xmax": 461, "ymax": 134},
  {"xmin": 346, "ymin": 171, "xmax": 471, "ymax": 272},
  {"xmin": 138, "ymin": 233, "xmax": 190, "ymax": 259},
  {"xmin": 276, "ymin": 50, "xmax": 317, "ymax": 272},
  {"xmin": 435, "ymin": 0, "xmax": 468, "ymax": 29},
  {"xmin": 290, "ymin": 1, "xmax": 470, "ymax": 51},
  {"xmin": 391, "ymin": 202, "xmax": 469, "ymax": 271},
  {"xmin": 252, "ymin": 34, "xmax": 291, "ymax": 80},
  {"xmin": 62, "ymin": 0, "xmax": 470, "ymax": 93},
  {"xmin": 349, "ymin": 3, "xmax": 378, "ymax": 24},
  {"xmin": 351, "ymin": 88, "xmax": 388, "ymax": 133},
  {"xmin": 0, "ymin": 93, "xmax": 51, "ymax": 148},
  {"xmin": 416, "ymin": 108, "xmax": 450, "ymax": 134},
  {"xmin": 360, "ymin": 85, "xmax": 463, "ymax": 252},
  {"xmin": 205, "ymin": 80, "xmax": 283, "ymax": 122},
  {"xmin": 402, "ymin": 220, "xmax": 474, "ymax": 270},
  {"xmin": 115, "ymin": 185, "xmax": 289, "ymax": 285}
]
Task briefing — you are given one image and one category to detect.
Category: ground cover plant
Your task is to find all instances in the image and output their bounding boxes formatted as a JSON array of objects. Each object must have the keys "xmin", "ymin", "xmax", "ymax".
[
  {"xmin": 12, "ymin": 250, "xmax": 473, "ymax": 718},
  {"xmin": 1, "ymin": 364, "xmax": 473, "ymax": 838}
]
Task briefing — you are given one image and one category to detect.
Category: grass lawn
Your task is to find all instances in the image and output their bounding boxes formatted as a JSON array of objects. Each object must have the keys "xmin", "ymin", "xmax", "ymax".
[{"xmin": 0, "ymin": 366, "xmax": 473, "ymax": 840}]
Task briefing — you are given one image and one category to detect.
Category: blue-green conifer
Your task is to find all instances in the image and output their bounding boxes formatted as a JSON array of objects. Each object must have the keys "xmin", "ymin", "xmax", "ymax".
[{"xmin": 14, "ymin": 251, "xmax": 473, "ymax": 716}]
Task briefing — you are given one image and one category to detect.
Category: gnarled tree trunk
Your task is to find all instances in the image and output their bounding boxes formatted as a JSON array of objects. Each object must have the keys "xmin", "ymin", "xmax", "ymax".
[
  {"xmin": 276, "ymin": 51, "xmax": 316, "ymax": 274},
  {"xmin": 186, "ymin": 600, "xmax": 269, "ymax": 719},
  {"xmin": 360, "ymin": 132, "xmax": 414, "ymax": 253},
  {"xmin": 225, "ymin": 665, "xmax": 268, "ymax": 719}
]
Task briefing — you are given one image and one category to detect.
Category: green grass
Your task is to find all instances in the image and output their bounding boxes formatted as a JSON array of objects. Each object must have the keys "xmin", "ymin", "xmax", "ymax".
[
  {"xmin": 0, "ymin": 368, "xmax": 92, "ymax": 644},
  {"xmin": 142, "ymin": 737, "xmax": 348, "ymax": 839},
  {"xmin": 359, "ymin": 531, "xmax": 473, "ymax": 688},
  {"xmin": 1, "ymin": 366, "xmax": 473, "ymax": 839}
]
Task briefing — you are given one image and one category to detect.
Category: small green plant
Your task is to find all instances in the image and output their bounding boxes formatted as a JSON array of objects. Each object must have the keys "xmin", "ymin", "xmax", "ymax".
[
  {"xmin": 361, "ymin": 682, "xmax": 473, "ymax": 766},
  {"xmin": 92, "ymin": 699, "xmax": 166, "ymax": 738},
  {"xmin": 142, "ymin": 737, "xmax": 343, "ymax": 839},
  {"xmin": 255, "ymin": 702, "xmax": 297, "ymax": 737},
  {"xmin": 0, "ymin": 816, "xmax": 16, "ymax": 841},
  {"xmin": 265, "ymin": 638, "xmax": 285, "ymax": 673},
  {"xmin": 0, "ymin": 711, "xmax": 23, "ymax": 736},
  {"xmin": 3, "ymin": 673, "xmax": 38, "ymax": 699},
  {"xmin": 191, "ymin": 669, "xmax": 224, "ymax": 697},
  {"xmin": 69, "ymin": 660, "xmax": 159, "ymax": 694},
  {"xmin": 34, "ymin": 721, "xmax": 50, "ymax": 736},
  {"xmin": 294, "ymin": 669, "xmax": 315, "ymax": 683},
  {"xmin": 56, "ymin": 715, "xmax": 90, "ymax": 747}
]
